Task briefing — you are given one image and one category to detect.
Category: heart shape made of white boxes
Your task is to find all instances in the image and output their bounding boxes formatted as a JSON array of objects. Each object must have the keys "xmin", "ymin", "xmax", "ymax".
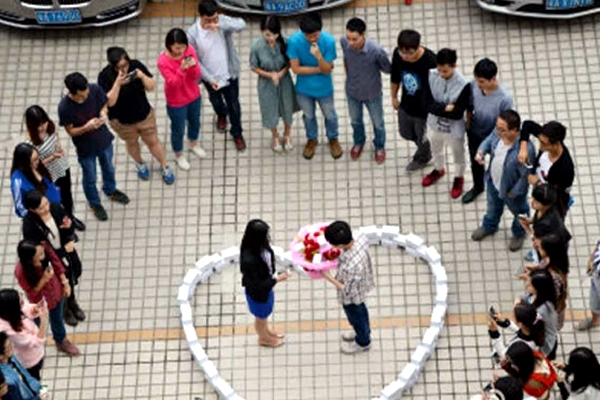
[{"xmin": 178, "ymin": 225, "xmax": 449, "ymax": 400}]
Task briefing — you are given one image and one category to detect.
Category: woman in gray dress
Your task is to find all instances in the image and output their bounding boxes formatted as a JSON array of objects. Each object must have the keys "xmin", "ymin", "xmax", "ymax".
[{"xmin": 250, "ymin": 16, "xmax": 299, "ymax": 153}]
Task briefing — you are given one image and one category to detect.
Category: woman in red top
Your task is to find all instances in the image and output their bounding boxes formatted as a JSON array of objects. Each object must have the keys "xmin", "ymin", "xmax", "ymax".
[{"xmin": 14, "ymin": 240, "xmax": 80, "ymax": 356}]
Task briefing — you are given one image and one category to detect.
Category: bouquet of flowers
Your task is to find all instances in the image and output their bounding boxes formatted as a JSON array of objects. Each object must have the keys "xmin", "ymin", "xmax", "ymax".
[{"xmin": 290, "ymin": 222, "xmax": 341, "ymax": 279}]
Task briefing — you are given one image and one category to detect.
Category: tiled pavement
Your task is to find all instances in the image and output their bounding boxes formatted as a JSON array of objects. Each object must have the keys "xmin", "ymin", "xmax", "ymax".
[{"xmin": 0, "ymin": 1, "xmax": 600, "ymax": 399}]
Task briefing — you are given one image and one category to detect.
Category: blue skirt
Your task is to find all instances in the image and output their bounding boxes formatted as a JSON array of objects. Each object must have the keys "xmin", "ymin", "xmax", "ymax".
[{"xmin": 245, "ymin": 289, "xmax": 274, "ymax": 319}]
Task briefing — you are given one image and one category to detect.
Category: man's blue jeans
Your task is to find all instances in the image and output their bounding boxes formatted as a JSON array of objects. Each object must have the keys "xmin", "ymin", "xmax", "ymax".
[
  {"xmin": 166, "ymin": 96, "xmax": 201, "ymax": 154},
  {"xmin": 347, "ymin": 93, "xmax": 386, "ymax": 150},
  {"xmin": 77, "ymin": 143, "xmax": 117, "ymax": 208},
  {"xmin": 296, "ymin": 93, "xmax": 338, "ymax": 141},
  {"xmin": 482, "ymin": 182, "xmax": 529, "ymax": 237},
  {"xmin": 36, "ymin": 297, "xmax": 66, "ymax": 345},
  {"xmin": 343, "ymin": 303, "xmax": 371, "ymax": 347}
]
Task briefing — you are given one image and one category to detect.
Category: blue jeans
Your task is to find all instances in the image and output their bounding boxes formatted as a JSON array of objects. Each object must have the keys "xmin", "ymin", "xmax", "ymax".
[
  {"xmin": 296, "ymin": 93, "xmax": 338, "ymax": 141},
  {"xmin": 166, "ymin": 97, "xmax": 201, "ymax": 154},
  {"xmin": 343, "ymin": 303, "xmax": 371, "ymax": 347},
  {"xmin": 347, "ymin": 93, "xmax": 386, "ymax": 150},
  {"xmin": 36, "ymin": 297, "xmax": 66, "ymax": 345},
  {"xmin": 77, "ymin": 143, "xmax": 116, "ymax": 208},
  {"xmin": 482, "ymin": 182, "xmax": 529, "ymax": 237}
]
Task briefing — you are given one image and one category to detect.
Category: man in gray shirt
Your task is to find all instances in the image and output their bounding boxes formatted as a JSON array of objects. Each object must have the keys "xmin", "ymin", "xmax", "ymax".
[{"xmin": 341, "ymin": 18, "xmax": 391, "ymax": 164}]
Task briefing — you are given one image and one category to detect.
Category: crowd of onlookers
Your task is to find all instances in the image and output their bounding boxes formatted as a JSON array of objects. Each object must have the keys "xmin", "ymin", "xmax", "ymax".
[{"xmin": 0, "ymin": 0, "xmax": 599, "ymax": 398}]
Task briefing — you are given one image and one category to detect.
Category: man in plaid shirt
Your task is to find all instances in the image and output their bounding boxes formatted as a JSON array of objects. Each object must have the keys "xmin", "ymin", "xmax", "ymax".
[{"xmin": 322, "ymin": 221, "xmax": 375, "ymax": 354}]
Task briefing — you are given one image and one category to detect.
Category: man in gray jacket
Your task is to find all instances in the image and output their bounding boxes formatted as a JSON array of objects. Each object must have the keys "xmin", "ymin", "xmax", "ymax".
[
  {"xmin": 188, "ymin": 0, "xmax": 247, "ymax": 151},
  {"xmin": 422, "ymin": 49, "xmax": 468, "ymax": 199}
]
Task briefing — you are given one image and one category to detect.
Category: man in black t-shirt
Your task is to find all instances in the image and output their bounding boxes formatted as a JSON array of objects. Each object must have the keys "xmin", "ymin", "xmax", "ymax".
[
  {"xmin": 58, "ymin": 72, "xmax": 130, "ymax": 221},
  {"xmin": 98, "ymin": 47, "xmax": 174, "ymax": 185},
  {"xmin": 390, "ymin": 30, "xmax": 436, "ymax": 172}
]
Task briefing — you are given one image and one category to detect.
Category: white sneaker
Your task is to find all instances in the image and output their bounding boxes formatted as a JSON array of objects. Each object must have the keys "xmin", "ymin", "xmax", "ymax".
[
  {"xmin": 341, "ymin": 331, "xmax": 356, "ymax": 342},
  {"xmin": 175, "ymin": 156, "xmax": 191, "ymax": 171},
  {"xmin": 340, "ymin": 341, "xmax": 370, "ymax": 355},
  {"xmin": 189, "ymin": 145, "xmax": 207, "ymax": 159}
]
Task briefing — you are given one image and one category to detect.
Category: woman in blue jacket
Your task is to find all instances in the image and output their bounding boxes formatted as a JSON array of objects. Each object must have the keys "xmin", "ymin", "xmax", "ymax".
[
  {"xmin": 0, "ymin": 331, "xmax": 41, "ymax": 400},
  {"xmin": 10, "ymin": 143, "xmax": 61, "ymax": 218}
]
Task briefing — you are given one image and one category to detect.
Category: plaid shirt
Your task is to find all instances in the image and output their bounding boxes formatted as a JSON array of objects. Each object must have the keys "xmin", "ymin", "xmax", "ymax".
[{"xmin": 335, "ymin": 233, "xmax": 375, "ymax": 305}]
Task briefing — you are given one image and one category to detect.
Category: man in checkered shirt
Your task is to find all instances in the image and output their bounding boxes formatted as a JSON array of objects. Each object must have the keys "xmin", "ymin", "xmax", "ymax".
[{"xmin": 322, "ymin": 221, "xmax": 375, "ymax": 354}]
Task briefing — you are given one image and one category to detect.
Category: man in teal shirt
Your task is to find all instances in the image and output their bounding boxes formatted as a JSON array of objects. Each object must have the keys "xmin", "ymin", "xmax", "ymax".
[{"xmin": 287, "ymin": 12, "xmax": 342, "ymax": 160}]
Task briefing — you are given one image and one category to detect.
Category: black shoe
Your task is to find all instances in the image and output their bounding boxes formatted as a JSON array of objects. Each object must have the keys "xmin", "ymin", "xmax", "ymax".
[
  {"xmin": 108, "ymin": 189, "xmax": 130, "ymax": 205},
  {"xmin": 462, "ymin": 188, "xmax": 484, "ymax": 204},
  {"xmin": 91, "ymin": 205, "xmax": 108, "ymax": 221},
  {"xmin": 71, "ymin": 216, "xmax": 86, "ymax": 232},
  {"xmin": 63, "ymin": 301, "xmax": 78, "ymax": 327},
  {"xmin": 68, "ymin": 297, "xmax": 86, "ymax": 322}
]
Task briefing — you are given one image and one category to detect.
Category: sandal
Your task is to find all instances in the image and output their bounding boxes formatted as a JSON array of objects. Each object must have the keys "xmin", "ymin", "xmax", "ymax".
[
  {"xmin": 283, "ymin": 136, "xmax": 294, "ymax": 151},
  {"xmin": 576, "ymin": 317, "xmax": 598, "ymax": 331},
  {"xmin": 272, "ymin": 136, "xmax": 283, "ymax": 153}
]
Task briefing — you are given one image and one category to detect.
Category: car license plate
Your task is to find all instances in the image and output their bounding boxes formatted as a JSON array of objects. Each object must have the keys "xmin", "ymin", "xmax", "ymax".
[
  {"xmin": 546, "ymin": 0, "xmax": 594, "ymax": 9},
  {"xmin": 264, "ymin": 0, "xmax": 306, "ymax": 13},
  {"xmin": 35, "ymin": 10, "xmax": 82, "ymax": 25}
]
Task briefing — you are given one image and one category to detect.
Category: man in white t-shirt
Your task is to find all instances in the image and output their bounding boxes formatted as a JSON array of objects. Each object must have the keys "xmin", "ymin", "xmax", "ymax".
[
  {"xmin": 471, "ymin": 110, "xmax": 535, "ymax": 251},
  {"xmin": 188, "ymin": 0, "xmax": 247, "ymax": 151}
]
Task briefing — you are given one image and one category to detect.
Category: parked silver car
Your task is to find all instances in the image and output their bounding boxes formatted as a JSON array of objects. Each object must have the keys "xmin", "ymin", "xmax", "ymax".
[
  {"xmin": 477, "ymin": 0, "xmax": 599, "ymax": 19},
  {"xmin": 0, "ymin": 0, "xmax": 146, "ymax": 29},
  {"xmin": 216, "ymin": 0, "xmax": 353, "ymax": 15}
]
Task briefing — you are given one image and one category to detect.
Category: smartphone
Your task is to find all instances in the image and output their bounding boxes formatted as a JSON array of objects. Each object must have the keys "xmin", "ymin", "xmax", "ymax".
[
  {"xmin": 524, "ymin": 163, "xmax": 534, "ymax": 169},
  {"xmin": 518, "ymin": 214, "xmax": 528, "ymax": 220},
  {"xmin": 126, "ymin": 70, "xmax": 137, "ymax": 81},
  {"xmin": 185, "ymin": 55, "xmax": 193, "ymax": 62},
  {"xmin": 489, "ymin": 305, "xmax": 496, "ymax": 320}
]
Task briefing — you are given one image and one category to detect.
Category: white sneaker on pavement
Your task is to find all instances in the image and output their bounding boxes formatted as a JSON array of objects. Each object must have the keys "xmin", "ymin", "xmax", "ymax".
[
  {"xmin": 175, "ymin": 156, "xmax": 191, "ymax": 171},
  {"xmin": 189, "ymin": 145, "xmax": 207, "ymax": 159},
  {"xmin": 340, "ymin": 341, "xmax": 370, "ymax": 355},
  {"xmin": 341, "ymin": 331, "xmax": 356, "ymax": 342}
]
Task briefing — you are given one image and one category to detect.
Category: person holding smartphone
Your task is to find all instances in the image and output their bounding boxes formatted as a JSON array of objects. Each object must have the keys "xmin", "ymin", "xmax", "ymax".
[
  {"xmin": 0, "ymin": 289, "xmax": 48, "ymax": 380},
  {"xmin": 14, "ymin": 240, "xmax": 80, "ymax": 357},
  {"xmin": 157, "ymin": 28, "xmax": 205, "ymax": 171},
  {"xmin": 98, "ymin": 47, "xmax": 175, "ymax": 185},
  {"xmin": 23, "ymin": 190, "xmax": 86, "ymax": 327}
]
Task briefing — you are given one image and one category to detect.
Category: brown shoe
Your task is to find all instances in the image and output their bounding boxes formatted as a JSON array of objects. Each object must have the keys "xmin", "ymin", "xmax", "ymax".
[
  {"xmin": 329, "ymin": 139, "xmax": 343, "ymax": 159},
  {"xmin": 56, "ymin": 339, "xmax": 81, "ymax": 357},
  {"xmin": 303, "ymin": 140, "xmax": 318, "ymax": 160}
]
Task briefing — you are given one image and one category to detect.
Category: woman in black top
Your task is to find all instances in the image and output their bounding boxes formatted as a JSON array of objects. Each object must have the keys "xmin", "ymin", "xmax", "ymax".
[
  {"xmin": 556, "ymin": 347, "xmax": 600, "ymax": 399},
  {"xmin": 522, "ymin": 120, "xmax": 575, "ymax": 218},
  {"xmin": 240, "ymin": 219, "xmax": 290, "ymax": 348},
  {"xmin": 22, "ymin": 190, "xmax": 85, "ymax": 327}
]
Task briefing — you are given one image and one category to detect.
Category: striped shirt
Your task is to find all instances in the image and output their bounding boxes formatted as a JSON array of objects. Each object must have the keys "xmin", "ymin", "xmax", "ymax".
[
  {"xmin": 335, "ymin": 233, "xmax": 375, "ymax": 305},
  {"xmin": 27, "ymin": 134, "xmax": 69, "ymax": 181}
]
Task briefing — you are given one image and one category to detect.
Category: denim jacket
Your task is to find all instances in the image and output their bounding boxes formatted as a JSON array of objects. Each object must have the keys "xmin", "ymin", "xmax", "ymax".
[
  {"xmin": 187, "ymin": 15, "xmax": 246, "ymax": 84},
  {"xmin": 478, "ymin": 130, "xmax": 535, "ymax": 200},
  {"xmin": 0, "ymin": 356, "xmax": 41, "ymax": 400}
]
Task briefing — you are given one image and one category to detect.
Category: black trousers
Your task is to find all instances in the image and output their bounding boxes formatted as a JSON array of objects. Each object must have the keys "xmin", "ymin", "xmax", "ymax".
[
  {"xmin": 54, "ymin": 168, "xmax": 74, "ymax": 217},
  {"xmin": 203, "ymin": 78, "xmax": 243, "ymax": 138},
  {"xmin": 467, "ymin": 133, "xmax": 486, "ymax": 191},
  {"xmin": 26, "ymin": 358, "xmax": 44, "ymax": 380}
]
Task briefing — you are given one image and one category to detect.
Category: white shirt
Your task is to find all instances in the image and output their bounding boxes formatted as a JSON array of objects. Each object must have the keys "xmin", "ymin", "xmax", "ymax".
[
  {"xmin": 195, "ymin": 22, "xmax": 230, "ymax": 88},
  {"xmin": 43, "ymin": 216, "xmax": 61, "ymax": 250},
  {"xmin": 536, "ymin": 151, "xmax": 553, "ymax": 183},
  {"xmin": 491, "ymin": 140, "xmax": 512, "ymax": 191}
]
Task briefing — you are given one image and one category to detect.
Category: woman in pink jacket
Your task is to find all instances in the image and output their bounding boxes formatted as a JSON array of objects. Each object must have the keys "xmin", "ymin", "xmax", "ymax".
[
  {"xmin": 157, "ymin": 28, "xmax": 204, "ymax": 172},
  {"xmin": 0, "ymin": 288, "xmax": 48, "ymax": 380}
]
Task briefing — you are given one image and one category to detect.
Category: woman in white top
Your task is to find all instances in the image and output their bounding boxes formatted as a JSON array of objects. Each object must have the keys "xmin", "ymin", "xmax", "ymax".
[
  {"xmin": 25, "ymin": 105, "xmax": 85, "ymax": 232},
  {"xmin": 556, "ymin": 347, "xmax": 600, "ymax": 400}
]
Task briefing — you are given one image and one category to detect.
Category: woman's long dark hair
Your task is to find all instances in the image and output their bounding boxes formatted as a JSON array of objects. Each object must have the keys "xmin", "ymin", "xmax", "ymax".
[
  {"xmin": 260, "ymin": 15, "xmax": 288, "ymax": 64},
  {"xmin": 0, "ymin": 289, "xmax": 24, "ymax": 332},
  {"xmin": 513, "ymin": 301, "xmax": 545, "ymax": 348},
  {"xmin": 539, "ymin": 234, "xmax": 569, "ymax": 275},
  {"xmin": 17, "ymin": 240, "xmax": 44, "ymax": 288},
  {"xmin": 24, "ymin": 105, "xmax": 56, "ymax": 146},
  {"xmin": 10, "ymin": 143, "xmax": 51, "ymax": 194},
  {"xmin": 240, "ymin": 219, "xmax": 271, "ymax": 255},
  {"xmin": 502, "ymin": 341, "xmax": 535, "ymax": 383},
  {"xmin": 529, "ymin": 270, "xmax": 557, "ymax": 309},
  {"xmin": 566, "ymin": 347, "xmax": 600, "ymax": 393}
]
